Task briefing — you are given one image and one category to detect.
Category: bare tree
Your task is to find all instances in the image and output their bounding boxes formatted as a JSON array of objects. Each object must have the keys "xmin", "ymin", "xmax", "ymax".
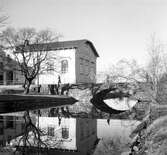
[
  {"xmin": 103, "ymin": 34, "xmax": 167, "ymax": 104},
  {"xmin": 144, "ymin": 34, "xmax": 167, "ymax": 105},
  {"xmin": 0, "ymin": 27, "xmax": 63, "ymax": 154},
  {"xmin": 0, "ymin": 9, "xmax": 8, "ymax": 29},
  {"xmin": 0, "ymin": 10, "xmax": 8, "ymax": 40},
  {"xmin": 0, "ymin": 15, "xmax": 8, "ymax": 28},
  {"xmin": 103, "ymin": 59, "xmax": 146, "ymax": 94},
  {"xmin": 1, "ymin": 27, "xmax": 61, "ymax": 94},
  {"xmin": 101, "ymin": 36, "xmax": 167, "ymax": 154}
]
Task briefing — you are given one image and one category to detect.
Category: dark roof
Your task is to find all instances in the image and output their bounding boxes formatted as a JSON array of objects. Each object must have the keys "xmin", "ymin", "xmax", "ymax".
[{"xmin": 16, "ymin": 39, "xmax": 99, "ymax": 57}]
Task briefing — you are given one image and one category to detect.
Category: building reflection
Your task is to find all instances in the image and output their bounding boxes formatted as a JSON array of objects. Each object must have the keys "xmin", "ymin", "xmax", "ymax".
[
  {"xmin": 0, "ymin": 113, "xmax": 25, "ymax": 147},
  {"xmin": 39, "ymin": 117, "xmax": 98, "ymax": 155},
  {"xmin": 9, "ymin": 117, "xmax": 98, "ymax": 155}
]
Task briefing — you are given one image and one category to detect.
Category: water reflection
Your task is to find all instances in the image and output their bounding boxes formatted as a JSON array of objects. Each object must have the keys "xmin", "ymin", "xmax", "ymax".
[
  {"xmin": 0, "ymin": 114, "xmax": 140, "ymax": 155},
  {"xmin": 0, "ymin": 113, "xmax": 25, "ymax": 147},
  {"xmin": 104, "ymin": 98, "xmax": 137, "ymax": 110},
  {"xmin": 36, "ymin": 117, "xmax": 98, "ymax": 154},
  {"xmin": 94, "ymin": 119, "xmax": 140, "ymax": 155}
]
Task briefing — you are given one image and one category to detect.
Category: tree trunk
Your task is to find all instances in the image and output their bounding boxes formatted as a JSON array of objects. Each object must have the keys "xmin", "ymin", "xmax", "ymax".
[{"xmin": 24, "ymin": 80, "xmax": 32, "ymax": 94}]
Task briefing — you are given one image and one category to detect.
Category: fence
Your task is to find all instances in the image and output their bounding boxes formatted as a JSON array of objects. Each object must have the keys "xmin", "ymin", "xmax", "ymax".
[{"xmin": 0, "ymin": 80, "xmax": 24, "ymax": 85}]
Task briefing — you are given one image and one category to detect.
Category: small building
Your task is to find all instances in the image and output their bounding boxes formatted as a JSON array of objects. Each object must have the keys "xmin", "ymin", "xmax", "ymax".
[
  {"xmin": 30, "ymin": 40, "xmax": 99, "ymax": 85},
  {"xmin": 0, "ymin": 48, "xmax": 24, "ymax": 85}
]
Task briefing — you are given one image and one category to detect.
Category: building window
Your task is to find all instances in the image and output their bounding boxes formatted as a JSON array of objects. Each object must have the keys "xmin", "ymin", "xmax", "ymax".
[
  {"xmin": 80, "ymin": 58, "xmax": 84, "ymax": 74},
  {"xmin": 48, "ymin": 127, "xmax": 54, "ymax": 136},
  {"xmin": 85, "ymin": 59, "xmax": 89, "ymax": 75},
  {"xmin": 61, "ymin": 60, "xmax": 68, "ymax": 73},
  {"xmin": 62, "ymin": 127, "xmax": 69, "ymax": 139},
  {"xmin": 80, "ymin": 122, "xmax": 84, "ymax": 140}
]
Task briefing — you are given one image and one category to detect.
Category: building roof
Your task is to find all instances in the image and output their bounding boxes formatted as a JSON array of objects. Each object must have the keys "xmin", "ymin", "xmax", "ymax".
[{"xmin": 16, "ymin": 39, "xmax": 99, "ymax": 57}]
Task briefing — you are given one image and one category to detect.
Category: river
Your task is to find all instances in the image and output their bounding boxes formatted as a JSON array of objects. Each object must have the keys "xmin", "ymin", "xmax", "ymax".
[{"xmin": 0, "ymin": 114, "xmax": 140, "ymax": 155}]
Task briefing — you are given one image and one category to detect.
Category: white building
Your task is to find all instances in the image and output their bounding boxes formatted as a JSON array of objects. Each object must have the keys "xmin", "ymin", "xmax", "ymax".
[
  {"xmin": 31, "ymin": 40, "xmax": 99, "ymax": 84},
  {"xmin": 1, "ymin": 40, "xmax": 99, "ymax": 86}
]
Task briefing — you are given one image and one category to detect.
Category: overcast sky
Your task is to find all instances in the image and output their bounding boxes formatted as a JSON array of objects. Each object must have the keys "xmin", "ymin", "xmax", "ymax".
[{"xmin": 1, "ymin": 0, "xmax": 167, "ymax": 71}]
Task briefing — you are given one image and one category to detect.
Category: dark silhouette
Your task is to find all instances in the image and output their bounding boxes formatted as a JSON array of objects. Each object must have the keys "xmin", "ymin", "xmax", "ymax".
[{"xmin": 90, "ymin": 88, "xmax": 128, "ymax": 114}]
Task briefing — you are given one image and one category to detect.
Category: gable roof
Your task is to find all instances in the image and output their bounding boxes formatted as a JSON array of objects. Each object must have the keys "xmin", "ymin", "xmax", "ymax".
[{"xmin": 16, "ymin": 39, "xmax": 99, "ymax": 57}]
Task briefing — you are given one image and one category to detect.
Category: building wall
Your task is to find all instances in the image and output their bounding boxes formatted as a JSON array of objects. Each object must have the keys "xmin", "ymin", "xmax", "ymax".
[
  {"xmin": 75, "ymin": 44, "xmax": 97, "ymax": 83},
  {"xmin": 38, "ymin": 117, "xmax": 77, "ymax": 150},
  {"xmin": 37, "ymin": 49, "xmax": 76, "ymax": 85},
  {"xmin": 36, "ymin": 44, "xmax": 97, "ymax": 85},
  {"xmin": 38, "ymin": 117, "xmax": 97, "ymax": 155},
  {"xmin": 76, "ymin": 118, "xmax": 97, "ymax": 154}
]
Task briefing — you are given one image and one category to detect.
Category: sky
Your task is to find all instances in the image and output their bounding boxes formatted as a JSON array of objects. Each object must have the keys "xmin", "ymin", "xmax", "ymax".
[{"xmin": 1, "ymin": 0, "xmax": 167, "ymax": 72}]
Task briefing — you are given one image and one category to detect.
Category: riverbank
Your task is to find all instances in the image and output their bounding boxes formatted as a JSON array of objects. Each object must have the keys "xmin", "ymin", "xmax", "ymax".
[{"xmin": 128, "ymin": 104, "xmax": 167, "ymax": 155}]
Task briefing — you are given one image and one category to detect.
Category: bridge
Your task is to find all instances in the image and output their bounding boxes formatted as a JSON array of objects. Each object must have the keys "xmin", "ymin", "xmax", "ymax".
[{"xmin": 0, "ymin": 82, "xmax": 137, "ymax": 114}]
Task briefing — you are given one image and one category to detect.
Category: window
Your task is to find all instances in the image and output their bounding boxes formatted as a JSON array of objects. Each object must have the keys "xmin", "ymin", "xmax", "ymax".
[
  {"xmin": 85, "ymin": 59, "xmax": 89, "ymax": 75},
  {"xmin": 89, "ymin": 62, "xmax": 95, "ymax": 80},
  {"xmin": 80, "ymin": 122, "xmax": 84, "ymax": 140},
  {"xmin": 62, "ymin": 127, "xmax": 69, "ymax": 139},
  {"xmin": 48, "ymin": 127, "xmax": 54, "ymax": 136},
  {"xmin": 61, "ymin": 60, "xmax": 68, "ymax": 73},
  {"xmin": 80, "ymin": 58, "xmax": 84, "ymax": 74}
]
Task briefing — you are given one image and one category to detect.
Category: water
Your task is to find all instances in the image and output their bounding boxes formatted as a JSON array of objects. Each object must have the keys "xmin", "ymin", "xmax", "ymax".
[
  {"xmin": 95, "ymin": 119, "xmax": 140, "ymax": 155},
  {"xmin": 104, "ymin": 97, "xmax": 137, "ymax": 110},
  {"xmin": 0, "ymin": 114, "xmax": 140, "ymax": 155}
]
